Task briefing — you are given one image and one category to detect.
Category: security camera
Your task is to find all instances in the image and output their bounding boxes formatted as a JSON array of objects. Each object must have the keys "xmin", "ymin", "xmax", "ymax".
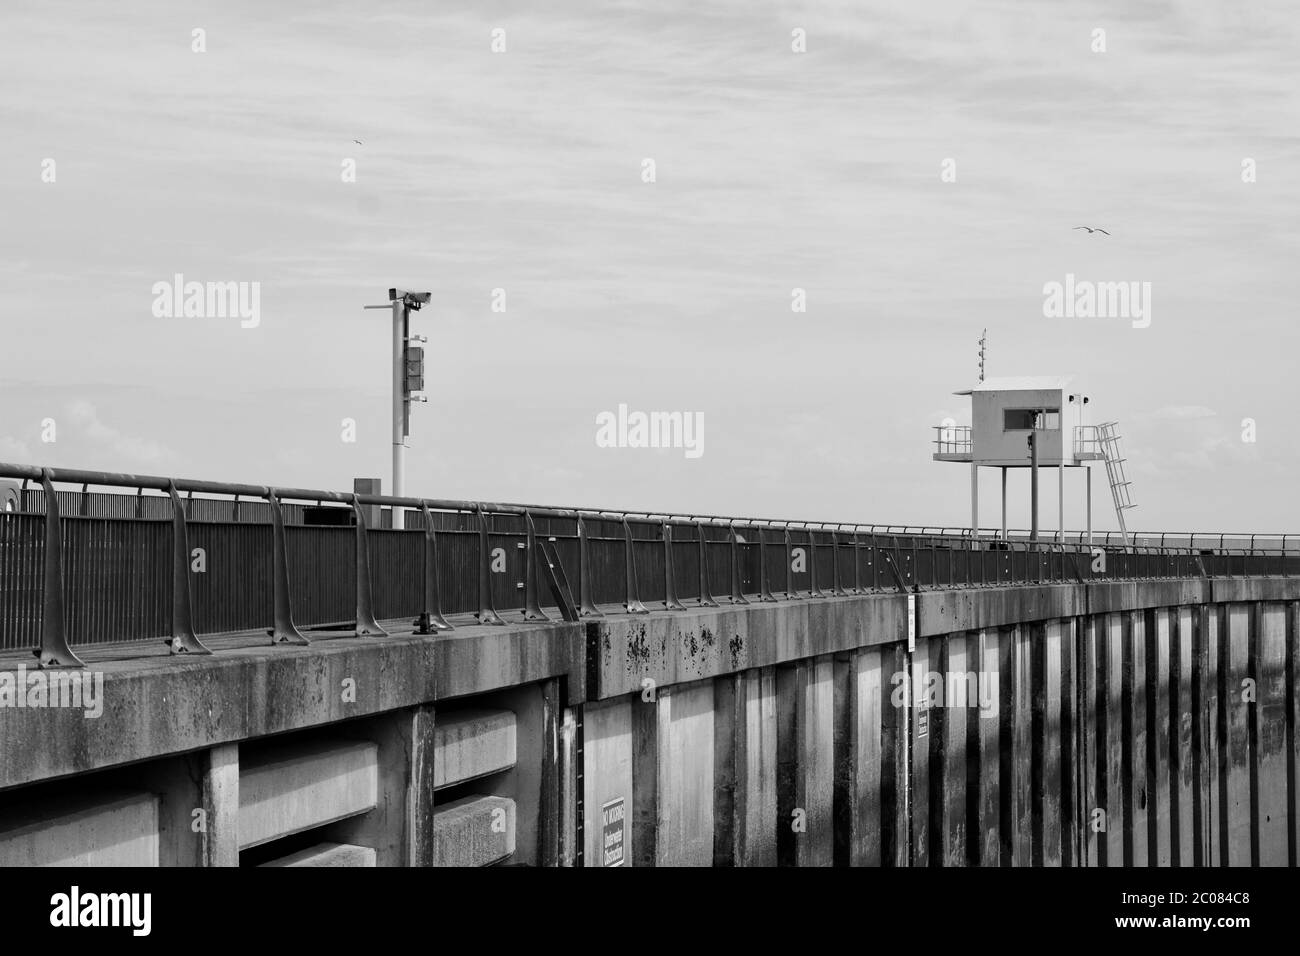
[{"xmin": 387, "ymin": 288, "xmax": 432, "ymax": 308}]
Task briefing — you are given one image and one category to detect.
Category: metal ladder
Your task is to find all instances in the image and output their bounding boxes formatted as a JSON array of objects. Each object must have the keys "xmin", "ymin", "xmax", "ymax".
[{"xmin": 1096, "ymin": 421, "xmax": 1136, "ymax": 548}]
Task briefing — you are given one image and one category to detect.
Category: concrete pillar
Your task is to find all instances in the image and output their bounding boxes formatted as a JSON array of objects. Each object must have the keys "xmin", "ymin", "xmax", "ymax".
[
  {"xmin": 1147, "ymin": 609, "xmax": 1172, "ymax": 866},
  {"xmin": 559, "ymin": 708, "xmax": 578, "ymax": 867},
  {"xmin": 333, "ymin": 707, "xmax": 435, "ymax": 866},
  {"xmin": 977, "ymin": 629, "xmax": 1002, "ymax": 866},
  {"xmin": 1006, "ymin": 625, "xmax": 1033, "ymax": 865},
  {"xmin": 1173, "ymin": 607, "xmax": 1195, "ymax": 866},
  {"xmin": 1290, "ymin": 602, "xmax": 1300, "ymax": 868},
  {"xmin": 909, "ymin": 638, "xmax": 932, "ymax": 866},
  {"xmin": 1202, "ymin": 605, "xmax": 1223, "ymax": 865},
  {"xmin": 584, "ymin": 698, "xmax": 633, "ymax": 867},
  {"xmin": 632, "ymin": 681, "xmax": 714, "ymax": 866},
  {"xmin": 1255, "ymin": 604, "xmax": 1288, "ymax": 865},
  {"xmin": 835, "ymin": 645, "xmax": 906, "ymax": 866},
  {"xmin": 201, "ymin": 744, "xmax": 240, "ymax": 867},
  {"xmin": 1224, "ymin": 605, "xmax": 1252, "ymax": 864},
  {"xmin": 777, "ymin": 656, "xmax": 835, "ymax": 866},
  {"xmin": 715, "ymin": 668, "xmax": 777, "ymax": 866},
  {"xmin": 1037, "ymin": 621, "xmax": 1063, "ymax": 865},
  {"xmin": 1080, "ymin": 618, "xmax": 1099, "ymax": 867},
  {"xmin": 938, "ymin": 634, "xmax": 970, "ymax": 865},
  {"xmin": 136, "ymin": 743, "xmax": 238, "ymax": 866},
  {"xmin": 1123, "ymin": 611, "xmax": 1148, "ymax": 865},
  {"xmin": 1104, "ymin": 613, "xmax": 1126, "ymax": 867}
]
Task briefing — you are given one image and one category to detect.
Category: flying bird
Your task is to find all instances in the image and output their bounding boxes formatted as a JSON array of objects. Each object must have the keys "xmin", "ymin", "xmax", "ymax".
[
  {"xmin": 1073, "ymin": 226, "xmax": 1109, "ymax": 235},
  {"xmin": 352, "ymin": 139, "xmax": 363, "ymax": 145}
]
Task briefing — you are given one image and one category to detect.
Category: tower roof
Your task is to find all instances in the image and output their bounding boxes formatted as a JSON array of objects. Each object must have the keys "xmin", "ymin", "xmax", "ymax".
[{"xmin": 954, "ymin": 375, "xmax": 1073, "ymax": 396}]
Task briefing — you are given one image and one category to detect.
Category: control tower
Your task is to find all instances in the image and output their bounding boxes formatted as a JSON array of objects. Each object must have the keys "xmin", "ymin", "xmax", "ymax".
[{"xmin": 932, "ymin": 376, "xmax": 1135, "ymax": 546}]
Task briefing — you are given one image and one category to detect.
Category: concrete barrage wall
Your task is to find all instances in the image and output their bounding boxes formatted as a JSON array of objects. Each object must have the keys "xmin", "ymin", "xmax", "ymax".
[{"xmin": 1, "ymin": 578, "xmax": 1296, "ymax": 866}]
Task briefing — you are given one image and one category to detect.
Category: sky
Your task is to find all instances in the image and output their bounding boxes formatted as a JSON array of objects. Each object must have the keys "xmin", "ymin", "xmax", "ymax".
[{"xmin": 1, "ymin": 0, "xmax": 1297, "ymax": 533}]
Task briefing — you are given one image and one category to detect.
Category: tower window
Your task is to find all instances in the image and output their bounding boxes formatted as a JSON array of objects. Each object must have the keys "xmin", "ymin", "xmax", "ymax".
[{"xmin": 1004, "ymin": 408, "xmax": 1060, "ymax": 430}]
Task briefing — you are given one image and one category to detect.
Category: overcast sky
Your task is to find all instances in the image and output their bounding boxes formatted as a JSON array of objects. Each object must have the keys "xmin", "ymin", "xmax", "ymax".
[{"xmin": 2, "ymin": 1, "xmax": 1297, "ymax": 532}]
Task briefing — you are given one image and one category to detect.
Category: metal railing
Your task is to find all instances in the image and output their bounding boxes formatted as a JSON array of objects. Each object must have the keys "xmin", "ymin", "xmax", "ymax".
[
  {"xmin": 932, "ymin": 425, "xmax": 972, "ymax": 457},
  {"xmin": 0, "ymin": 462, "xmax": 1294, "ymax": 667}
]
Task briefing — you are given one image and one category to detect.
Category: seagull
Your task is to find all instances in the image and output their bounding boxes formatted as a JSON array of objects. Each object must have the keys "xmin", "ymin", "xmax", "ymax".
[
  {"xmin": 352, "ymin": 139, "xmax": 363, "ymax": 146},
  {"xmin": 1073, "ymin": 226, "xmax": 1109, "ymax": 235}
]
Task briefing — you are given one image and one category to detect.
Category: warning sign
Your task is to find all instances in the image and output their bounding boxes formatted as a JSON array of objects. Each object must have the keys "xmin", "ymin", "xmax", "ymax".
[{"xmin": 601, "ymin": 797, "xmax": 625, "ymax": 867}]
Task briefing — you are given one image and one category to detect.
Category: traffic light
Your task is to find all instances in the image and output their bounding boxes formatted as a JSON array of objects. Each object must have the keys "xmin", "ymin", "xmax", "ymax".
[{"xmin": 404, "ymin": 345, "xmax": 424, "ymax": 395}]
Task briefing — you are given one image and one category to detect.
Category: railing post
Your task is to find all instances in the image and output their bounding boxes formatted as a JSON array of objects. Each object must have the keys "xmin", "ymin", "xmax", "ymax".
[
  {"xmin": 728, "ymin": 521, "xmax": 749, "ymax": 605},
  {"xmin": 165, "ymin": 480, "xmax": 212, "ymax": 655},
  {"xmin": 784, "ymin": 525, "xmax": 801, "ymax": 599},
  {"xmin": 850, "ymin": 530, "xmax": 862, "ymax": 594},
  {"xmin": 267, "ymin": 489, "xmax": 309, "ymax": 645},
  {"xmin": 415, "ymin": 503, "xmax": 453, "ymax": 632},
  {"xmin": 523, "ymin": 511, "xmax": 553, "ymax": 622},
  {"xmin": 577, "ymin": 515, "xmax": 603, "ymax": 618},
  {"xmin": 830, "ymin": 529, "xmax": 847, "ymax": 596},
  {"xmin": 475, "ymin": 505, "xmax": 507, "ymax": 625},
  {"xmin": 758, "ymin": 525, "xmax": 777, "ymax": 602},
  {"xmin": 623, "ymin": 516, "xmax": 648, "ymax": 614},
  {"xmin": 33, "ymin": 470, "xmax": 85, "ymax": 668},
  {"xmin": 808, "ymin": 528, "xmax": 826, "ymax": 598},
  {"xmin": 697, "ymin": 520, "xmax": 718, "ymax": 608},
  {"xmin": 351, "ymin": 494, "xmax": 389, "ymax": 637},
  {"xmin": 663, "ymin": 522, "xmax": 686, "ymax": 611}
]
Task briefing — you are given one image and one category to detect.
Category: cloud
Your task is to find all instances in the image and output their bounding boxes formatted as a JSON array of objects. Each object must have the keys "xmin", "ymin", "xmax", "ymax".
[
  {"xmin": 0, "ymin": 436, "xmax": 31, "ymax": 461},
  {"xmin": 66, "ymin": 401, "xmax": 170, "ymax": 465},
  {"xmin": 1146, "ymin": 405, "xmax": 1217, "ymax": 421}
]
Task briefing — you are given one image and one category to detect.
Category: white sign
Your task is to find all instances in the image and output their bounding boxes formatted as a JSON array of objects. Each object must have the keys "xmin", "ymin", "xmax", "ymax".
[
  {"xmin": 907, "ymin": 593, "xmax": 916, "ymax": 653},
  {"xmin": 601, "ymin": 797, "xmax": 625, "ymax": 867}
]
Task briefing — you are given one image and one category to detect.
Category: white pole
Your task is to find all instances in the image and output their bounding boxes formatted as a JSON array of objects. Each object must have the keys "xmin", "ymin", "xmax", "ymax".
[
  {"xmin": 1000, "ymin": 467, "xmax": 1007, "ymax": 540},
  {"xmin": 1086, "ymin": 467, "xmax": 1092, "ymax": 547},
  {"xmin": 1058, "ymin": 464, "xmax": 1064, "ymax": 543},
  {"xmin": 971, "ymin": 462, "xmax": 978, "ymax": 539},
  {"xmin": 391, "ymin": 299, "xmax": 406, "ymax": 530}
]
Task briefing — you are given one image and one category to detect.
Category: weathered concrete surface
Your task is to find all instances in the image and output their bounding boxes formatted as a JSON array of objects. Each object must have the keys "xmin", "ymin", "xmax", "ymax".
[
  {"xmin": 714, "ymin": 667, "xmax": 777, "ymax": 866},
  {"xmin": 0, "ymin": 792, "xmax": 159, "ymax": 866},
  {"xmin": 777, "ymin": 656, "xmax": 835, "ymax": 867},
  {"xmin": 590, "ymin": 594, "xmax": 907, "ymax": 699},
  {"xmin": 433, "ymin": 795, "xmax": 516, "ymax": 867},
  {"xmin": 583, "ymin": 698, "xmax": 633, "ymax": 866},
  {"xmin": 632, "ymin": 680, "xmax": 714, "ymax": 866},
  {"xmin": 4, "ymin": 576, "xmax": 1299, "ymax": 869},
  {"xmin": 261, "ymin": 842, "xmax": 377, "ymax": 867},
  {"xmin": 0, "ymin": 618, "xmax": 583, "ymax": 792},
  {"xmin": 432, "ymin": 622, "xmax": 585, "ymax": 705},
  {"xmin": 239, "ymin": 741, "xmax": 378, "ymax": 849},
  {"xmin": 433, "ymin": 709, "xmax": 517, "ymax": 789}
]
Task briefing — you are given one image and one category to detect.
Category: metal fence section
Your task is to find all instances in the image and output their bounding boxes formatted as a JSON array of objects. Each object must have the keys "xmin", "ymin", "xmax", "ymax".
[{"xmin": 0, "ymin": 462, "xmax": 1295, "ymax": 664}]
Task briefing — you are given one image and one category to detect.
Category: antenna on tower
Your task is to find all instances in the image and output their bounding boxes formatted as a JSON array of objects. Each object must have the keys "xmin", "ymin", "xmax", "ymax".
[{"xmin": 978, "ymin": 328, "xmax": 987, "ymax": 382}]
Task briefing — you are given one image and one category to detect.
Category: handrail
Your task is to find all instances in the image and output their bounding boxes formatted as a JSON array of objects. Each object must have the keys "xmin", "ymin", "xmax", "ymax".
[
  {"xmin": 12, "ymin": 462, "xmax": 1287, "ymax": 545},
  {"xmin": 1, "ymin": 461, "xmax": 1295, "ymax": 670}
]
